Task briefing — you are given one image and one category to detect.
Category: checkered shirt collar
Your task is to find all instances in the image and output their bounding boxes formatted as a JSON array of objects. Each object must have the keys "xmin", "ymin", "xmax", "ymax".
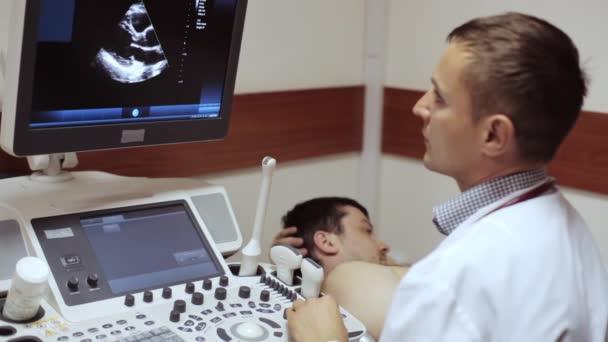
[{"xmin": 433, "ymin": 169, "xmax": 549, "ymax": 236}]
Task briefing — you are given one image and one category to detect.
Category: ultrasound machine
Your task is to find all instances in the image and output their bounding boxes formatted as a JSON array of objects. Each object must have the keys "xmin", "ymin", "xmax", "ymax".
[{"xmin": 0, "ymin": 1, "xmax": 368, "ymax": 341}]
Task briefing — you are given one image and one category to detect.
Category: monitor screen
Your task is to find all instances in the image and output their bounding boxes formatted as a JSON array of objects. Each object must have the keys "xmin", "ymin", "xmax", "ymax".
[
  {"xmin": 80, "ymin": 203, "xmax": 223, "ymax": 295},
  {"xmin": 1, "ymin": 0, "xmax": 247, "ymax": 156}
]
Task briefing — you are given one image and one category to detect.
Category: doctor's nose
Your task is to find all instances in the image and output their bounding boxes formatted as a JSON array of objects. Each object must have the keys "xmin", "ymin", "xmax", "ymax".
[{"xmin": 412, "ymin": 90, "xmax": 432, "ymax": 121}]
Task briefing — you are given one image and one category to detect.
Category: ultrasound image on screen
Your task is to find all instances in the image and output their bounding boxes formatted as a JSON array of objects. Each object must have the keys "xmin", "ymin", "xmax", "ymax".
[
  {"xmin": 93, "ymin": 1, "xmax": 169, "ymax": 83},
  {"xmin": 30, "ymin": 0, "xmax": 238, "ymax": 126}
]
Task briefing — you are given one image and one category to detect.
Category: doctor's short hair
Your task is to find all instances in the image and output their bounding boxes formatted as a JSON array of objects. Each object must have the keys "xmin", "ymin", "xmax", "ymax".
[
  {"xmin": 447, "ymin": 12, "xmax": 587, "ymax": 163},
  {"xmin": 281, "ymin": 197, "xmax": 369, "ymax": 263}
]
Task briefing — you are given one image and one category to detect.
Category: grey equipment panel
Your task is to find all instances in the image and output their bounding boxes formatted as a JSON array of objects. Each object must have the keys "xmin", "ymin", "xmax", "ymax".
[
  {"xmin": 190, "ymin": 193, "xmax": 238, "ymax": 245},
  {"xmin": 0, "ymin": 220, "xmax": 27, "ymax": 280}
]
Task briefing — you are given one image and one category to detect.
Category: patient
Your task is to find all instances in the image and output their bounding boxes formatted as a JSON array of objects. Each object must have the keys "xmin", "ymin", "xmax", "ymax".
[{"xmin": 272, "ymin": 197, "xmax": 409, "ymax": 339}]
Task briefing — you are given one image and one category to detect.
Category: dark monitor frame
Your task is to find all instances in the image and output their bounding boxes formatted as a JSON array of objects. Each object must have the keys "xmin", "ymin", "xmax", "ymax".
[{"xmin": 2, "ymin": 0, "xmax": 248, "ymax": 157}]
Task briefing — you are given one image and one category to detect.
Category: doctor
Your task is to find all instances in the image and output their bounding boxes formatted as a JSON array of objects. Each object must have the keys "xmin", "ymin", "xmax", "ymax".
[{"xmin": 287, "ymin": 12, "xmax": 608, "ymax": 342}]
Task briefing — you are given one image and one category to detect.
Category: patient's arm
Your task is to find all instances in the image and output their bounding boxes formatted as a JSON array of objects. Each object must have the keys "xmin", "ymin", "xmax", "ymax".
[{"xmin": 322, "ymin": 261, "xmax": 409, "ymax": 340}]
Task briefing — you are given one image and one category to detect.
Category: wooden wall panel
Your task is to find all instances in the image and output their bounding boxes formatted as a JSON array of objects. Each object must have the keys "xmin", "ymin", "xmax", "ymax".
[
  {"xmin": 382, "ymin": 87, "xmax": 608, "ymax": 195},
  {"xmin": 382, "ymin": 87, "xmax": 425, "ymax": 159},
  {"xmin": 0, "ymin": 86, "xmax": 364, "ymax": 177},
  {"xmin": 4, "ymin": 85, "xmax": 605, "ymax": 195},
  {"xmin": 549, "ymin": 111, "xmax": 608, "ymax": 194}
]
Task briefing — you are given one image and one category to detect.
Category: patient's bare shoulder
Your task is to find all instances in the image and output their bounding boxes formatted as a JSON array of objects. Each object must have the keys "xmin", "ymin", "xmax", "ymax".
[
  {"xmin": 326, "ymin": 261, "xmax": 395, "ymax": 284},
  {"xmin": 323, "ymin": 261, "xmax": 408, "ymax": 340},
  {"xmin": 325, "ymin": 262, "xmax": 408, "ymax": 291}
]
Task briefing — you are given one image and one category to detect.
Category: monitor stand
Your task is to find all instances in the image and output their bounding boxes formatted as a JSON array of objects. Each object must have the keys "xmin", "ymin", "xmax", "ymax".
[{"xmin": 26, "ymin": 153, "xmax": 78, "ymax": 183}]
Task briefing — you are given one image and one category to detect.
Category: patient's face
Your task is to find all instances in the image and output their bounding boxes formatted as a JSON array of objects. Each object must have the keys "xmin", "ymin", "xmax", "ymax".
[{"xmin": 337, "ymin": 205, "xmax": 389, "ymax": 265}]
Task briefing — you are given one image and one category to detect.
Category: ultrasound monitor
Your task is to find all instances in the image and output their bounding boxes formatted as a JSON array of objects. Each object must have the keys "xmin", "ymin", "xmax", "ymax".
[{"xmin": 0, "ymin": 0, "xmax": 247, "ymax": 156}]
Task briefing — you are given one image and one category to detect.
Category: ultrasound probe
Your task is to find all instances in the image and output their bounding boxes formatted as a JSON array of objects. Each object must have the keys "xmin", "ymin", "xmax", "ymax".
[{"xmin": 239, "ymin": 156, "xmax": 277, "ymax": 276}]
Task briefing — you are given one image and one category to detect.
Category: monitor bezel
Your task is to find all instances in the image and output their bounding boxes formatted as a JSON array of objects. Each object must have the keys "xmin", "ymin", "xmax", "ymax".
[{"xmin": 1, "ymin": 0, "xmax": 247, "ymax": 157}]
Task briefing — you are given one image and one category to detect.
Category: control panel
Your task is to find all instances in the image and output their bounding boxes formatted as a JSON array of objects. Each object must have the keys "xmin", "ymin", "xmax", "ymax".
[
  {"xmin": 0, "ymin": 171, "xmax": 369, "ymax": 341},
  {"xmin": 0, "ymin": 264, "xmax": 367, "ymax": 341}
]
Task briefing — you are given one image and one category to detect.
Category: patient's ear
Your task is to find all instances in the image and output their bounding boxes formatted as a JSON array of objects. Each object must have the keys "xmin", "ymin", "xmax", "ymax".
[{"xmin": 313, "ymin": 231, "xmax": 340, "ymax": 256}]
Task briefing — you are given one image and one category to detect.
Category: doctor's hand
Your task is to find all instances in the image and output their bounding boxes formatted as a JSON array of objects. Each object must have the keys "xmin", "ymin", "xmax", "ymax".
[
  {"xmin": 271, "ymin": 226, "xmax": 308, "ymax": 256},
  {"xmin": 287, "ymin": 296, "xmax": 348, "ymax": 342}
]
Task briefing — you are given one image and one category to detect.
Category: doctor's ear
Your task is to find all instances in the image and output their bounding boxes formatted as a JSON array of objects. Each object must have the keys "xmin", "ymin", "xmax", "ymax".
[
  {"xmin": 312, "ymin": 231, "xmax": 340, "ymax": 256},
  {"xmin": 480, "ymin": 114, "xmax": 516, "ymax": 158}
]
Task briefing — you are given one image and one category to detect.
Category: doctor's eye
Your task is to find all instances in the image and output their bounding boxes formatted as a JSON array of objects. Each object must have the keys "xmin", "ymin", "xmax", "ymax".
[{"xmin": 433, "ymin": 90, "xmax": 445, "ymax": 105}]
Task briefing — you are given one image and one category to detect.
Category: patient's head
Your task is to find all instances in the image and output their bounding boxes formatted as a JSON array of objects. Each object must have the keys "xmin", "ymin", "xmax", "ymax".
[{"xmin": 281, "ymin": 197, "xmax": 389, "ymax": 274}]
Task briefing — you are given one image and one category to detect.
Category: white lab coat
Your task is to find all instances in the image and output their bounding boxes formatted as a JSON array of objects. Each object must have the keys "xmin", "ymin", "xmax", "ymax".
[{"xmin": 381, "ymin": 184, "xmax": 608, "ymax": 342}]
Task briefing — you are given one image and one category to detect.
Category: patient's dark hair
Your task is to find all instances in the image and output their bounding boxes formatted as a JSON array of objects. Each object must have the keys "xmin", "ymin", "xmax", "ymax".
[{"xmin": 281, "ymin": 197, "xmax": 368, "ymax": 263}]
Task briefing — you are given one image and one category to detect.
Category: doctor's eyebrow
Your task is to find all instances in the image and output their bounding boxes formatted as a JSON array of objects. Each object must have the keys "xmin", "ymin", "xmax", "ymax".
[{"xmin": 431, "ymin": 77, "xmax": 448, "ymax": 100}]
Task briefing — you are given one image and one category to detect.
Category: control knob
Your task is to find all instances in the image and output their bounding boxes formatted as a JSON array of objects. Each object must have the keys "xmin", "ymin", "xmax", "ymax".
[
  {"xmin": 192, "ymin": 292, "xmax": 204, "ymax": 305},
  {"xmin": 124, "ymin": 294, "xmax": 135, "ymax": 307},
  {"xmin": 239, "ymin": 286, "xmax": 251, "ymax": 299},
  {"xmin": 174, "ymin": 300, "xmax": 186, "ymax": 313},
  {"xmin": 214, "ymin": 287, "xmax": 227, "ymax": 300},
  {"xmin": 162, "ymin": 287, "xmax": 172, "ymax": 299},
  {"xmin": 87, "ymin": 273, "xmax": 99, "ymax": 288},
  {"xmin": 67, "ymin": 277, "xmax": 79, "ymax": 291},
  {"xmin": 170, "ymin": 310, "xmax": 180, "ymax": 323},
  {"xmin": 143, "ymin": 291, "xmax": 153, "ymax": 303},
  {"xmin": 260, "ymin": 290, "xmax": 270, "ymax": 302}
]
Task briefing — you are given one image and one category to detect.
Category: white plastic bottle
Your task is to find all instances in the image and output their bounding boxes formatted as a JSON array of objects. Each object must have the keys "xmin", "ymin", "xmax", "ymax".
[{"xmin": 2, "ymin": 256, "xmax": 50, "ymax": 322}]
